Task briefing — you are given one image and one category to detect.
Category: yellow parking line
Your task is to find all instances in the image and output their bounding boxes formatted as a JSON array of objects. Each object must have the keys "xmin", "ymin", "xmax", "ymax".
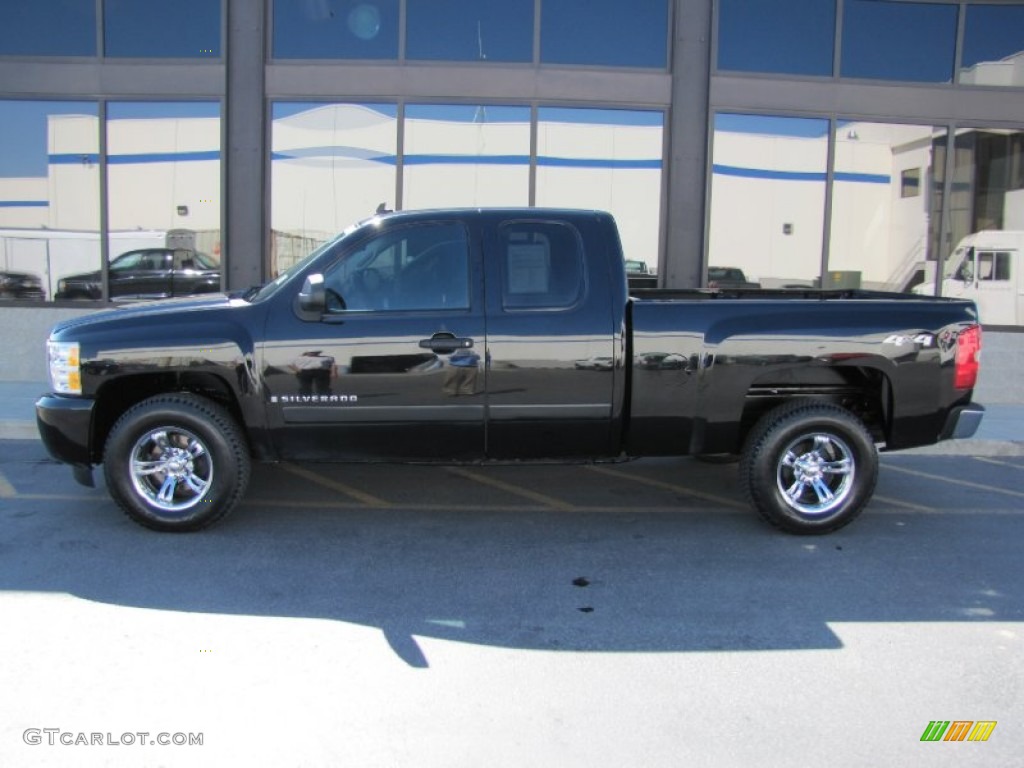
[
  {"xmin": 973, "ymin": 456, "xmax": 1024, "ymax": 470},
  {"xmin": 249, "ymin": 497, "xmax": 376, "ymax": 510},
  {"xmin": 279, "ymin": 463, "xmax": 390, "ymax": 507},
  {"xmin": 247, "ymin": 498, "xmax": 736, "ymax": 514},
  {"xmin": 17, "ymin": 493, "xmax": 100, "ymax": 501},
  {"xmin": 585, "ymin": 465, "xmax": 747, "ymax": 509},
  {"xmin": 885, "ymin": 463, "xmax": 1024, "ymax": 498},
  {"xmin": 0, "ymin": 470, "xmax": 16, "ymax": 498},
  {"xmin": 447, "ymin": 467, "xmax": 576, "ymax": 510},
  {"xmin": 873, "ymin": 494, "xmax": 934, "ymax": 512}
]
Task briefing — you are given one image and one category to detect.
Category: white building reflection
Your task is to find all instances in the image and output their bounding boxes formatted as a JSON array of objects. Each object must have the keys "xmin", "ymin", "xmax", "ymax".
[{"xmin": 0, "ymin": 91, "xmax": 1020, "ymax": 303}]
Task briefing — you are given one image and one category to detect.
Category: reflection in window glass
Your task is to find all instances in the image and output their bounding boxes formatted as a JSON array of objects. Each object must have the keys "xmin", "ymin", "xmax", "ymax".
[
  {"xmin": 271, "ymin": 103, "xmax": 397, "ymax": 275},
  {"xmin": 0, "ymin": 101, "xmax": 99, "ymax": 302},
  {"xmin": 324, "ymin": 222, "xmax": 470, "ymax": 312},
  {"xmin": 273, "ymin": 0, "xmax": 399, "ymax": 60},
  {"xmin": 900, "ymin": 168, "xmax": 921, "ymax": 199},
  {"xmin": 961, "ymin": 4, "xmax": 1024, "ymax": 87},
  {"xmin": 403, "ymin": 105, "xmax": 530, "ymax": 210},
  {"xmin": 1012, "ymin": 134, "xmax": 1024, "ymax": 192},
  {"xmin": 828, "ymin": 122, "xmax": 939, "ymax": 291},
  {"xmin": 946, "ymin": 128, "xmax": 1023, "ymax": 286},
  {"xmin": 104, "ymin": 0, "xmax": 221, "ymax": 58},
  {"xmin": 708, "ymin": 114, "xmax": 829, "ymax": 288},
  {"xmin": 717, "ymin": 0, "xmax": 834, "ymax": 76},
  {"xmin": 541, "ymin": 0, "xmax": 668, "ymax": 68},
  {"xmin": 925, "ymin": 125, "xmax": 1024, "ymax": 324},
  {"xmin": 973, "ymin": 130, "xmax": 1019, "ymax": 234},
  {"xmin": 500, "ymin": 221, "xmax": 583, "ymax": 310},
  {"xmin": 841, "ymin": 0, "xmax": 956, "ymax": 83},
  {"xmin": 406, "ymin": 0, "xmax": 533, "ymax": 62},
  {"xmin": 104, "ymin": 103, "xmax": 221, "ymax": 301},
  {"xmin": 536, "ymin": 109, "xmax": 664, "ymax": 273},
  {"xmin": 0, "ymin": 1, "xmax": 96, "ymax": 56},
  {"xmin": 977, "ymin": 251, "xmax": 1011, "ymax": 281}
]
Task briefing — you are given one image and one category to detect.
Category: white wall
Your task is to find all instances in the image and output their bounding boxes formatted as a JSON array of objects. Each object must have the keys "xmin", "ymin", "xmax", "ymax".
[
  {"xmin": 709, "ymin": 132, "xmax": 828, "ymax": 284},
  {"xmin": 0, "ymin": 178, "xmax": 48, "ymax": 228},
  {"xmin": 5, "ymin": 107, "xmax": 1013, "ymax": 294},
  {"xmin": 1006, "ymin": 189, "xmax": 1024, "ymax": 230},
  {"xmin": 710, "ymin": 123, "xmax": 939, "ymax": 289}
]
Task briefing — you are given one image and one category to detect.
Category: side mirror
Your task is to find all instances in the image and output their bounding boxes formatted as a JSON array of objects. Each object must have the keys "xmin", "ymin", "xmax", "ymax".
[{"xmin": 297, "ymin": 273, "xmax": 326, "ymax": 317}]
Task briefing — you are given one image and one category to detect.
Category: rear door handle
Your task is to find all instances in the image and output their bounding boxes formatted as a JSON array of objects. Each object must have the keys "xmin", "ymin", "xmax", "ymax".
[{"xmin": 419, "ymin": 333, "xmax": 474, "ymax": 354}]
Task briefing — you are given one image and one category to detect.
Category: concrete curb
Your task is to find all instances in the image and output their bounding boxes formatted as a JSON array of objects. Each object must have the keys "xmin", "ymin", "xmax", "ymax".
[{"xmin": 0, "ymin": 421, "xmax": 40, "ymax": 441}]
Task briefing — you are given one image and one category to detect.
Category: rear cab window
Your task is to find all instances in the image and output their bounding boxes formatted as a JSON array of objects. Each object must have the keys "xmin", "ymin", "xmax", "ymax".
[{"xmin": 499, "ymin": 220, "xmax": 585, "ymax": 310}]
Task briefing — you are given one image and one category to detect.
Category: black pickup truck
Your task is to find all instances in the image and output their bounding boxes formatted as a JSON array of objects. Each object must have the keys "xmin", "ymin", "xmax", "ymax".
[
  {"xmin": 54, "ymin": 248, "xmax": 221, "ymax": 301},
  {"xmin": 36, "ymin": 208, "xmax": 984, "ymax": 534}
]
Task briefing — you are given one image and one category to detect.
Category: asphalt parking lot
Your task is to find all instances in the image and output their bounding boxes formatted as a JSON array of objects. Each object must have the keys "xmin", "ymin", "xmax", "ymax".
[{"xmin": 1, "ymin": 439, "xmax": 1021, "ymax": 766}]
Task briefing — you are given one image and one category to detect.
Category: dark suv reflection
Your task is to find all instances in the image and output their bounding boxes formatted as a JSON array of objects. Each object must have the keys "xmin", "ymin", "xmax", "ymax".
[
  {"xmin": 55, "ymin": 248, "xmax": 221, "ymax": 300},
  {"xmin": 0, "ymin": 270, "xmax": 46, "ymax": 300}
]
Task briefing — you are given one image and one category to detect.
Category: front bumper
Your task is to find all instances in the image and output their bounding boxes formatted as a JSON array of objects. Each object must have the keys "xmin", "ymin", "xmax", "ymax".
[
  {"xmin": 36, "ymin": 394, "xmax": 96, "ymax": 472},
  {"xmin": 939, "ymin": 403, "xmax": 985, "ymax": 440}
]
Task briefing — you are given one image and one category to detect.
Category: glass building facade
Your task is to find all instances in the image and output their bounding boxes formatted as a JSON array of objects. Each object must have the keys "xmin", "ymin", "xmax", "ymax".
[{"xmin": 1, "ymin": 0, "xmax": 1022, "ymax": 326}]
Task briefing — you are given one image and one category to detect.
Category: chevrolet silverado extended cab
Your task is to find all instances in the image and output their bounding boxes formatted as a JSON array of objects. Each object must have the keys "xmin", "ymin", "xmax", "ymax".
[{"xmin": 37, "ymin": 209, "xmax": 984, "ymax": 534}]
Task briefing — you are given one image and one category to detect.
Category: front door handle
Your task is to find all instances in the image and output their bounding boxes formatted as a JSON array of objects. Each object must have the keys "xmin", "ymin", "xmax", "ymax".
[{"xmin": 419, "ymin": 333, "xmax": 474, "ymax": 354}]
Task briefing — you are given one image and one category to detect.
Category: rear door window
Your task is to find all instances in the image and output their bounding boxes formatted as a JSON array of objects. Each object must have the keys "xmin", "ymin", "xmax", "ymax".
[
  {"xmin": 499, "ymin": 221, "xmax": 584, "ymax": 310},
  {"xmin": 977, "ymin": 251, "xmax": 1011, "ymax": 282}
]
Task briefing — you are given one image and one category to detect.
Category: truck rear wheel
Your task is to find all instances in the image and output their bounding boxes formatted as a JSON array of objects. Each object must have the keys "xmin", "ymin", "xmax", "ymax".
[
  {"xmin": 103, "ymin": 394, "xmax": 250, "ymax": 531},
  {"xmin": 740, "ymin": 401, "xmax": 878, "ymax": 534}
]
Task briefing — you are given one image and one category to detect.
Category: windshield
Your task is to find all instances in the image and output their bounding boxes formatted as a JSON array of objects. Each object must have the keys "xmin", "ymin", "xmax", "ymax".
[
  {"xmin": 193, "ymin": 251, "xmax": 218, "ymax": 269},
  {"xmin": 248, "ymin": 219, "xmax": 368, "ymax": 302},
  {"xmin": 950, "ymin": 247, "xmax": 973, "ymax": 280}
]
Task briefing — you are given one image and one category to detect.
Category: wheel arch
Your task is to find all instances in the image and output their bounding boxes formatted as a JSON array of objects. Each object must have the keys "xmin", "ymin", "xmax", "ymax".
[
  {"xmin": 736, "ymin": 363, "xmax": 892, "ymax": 452},
  {"xmin": 90, "ymin": 371, "xmax": 249, "ymax": 463}
]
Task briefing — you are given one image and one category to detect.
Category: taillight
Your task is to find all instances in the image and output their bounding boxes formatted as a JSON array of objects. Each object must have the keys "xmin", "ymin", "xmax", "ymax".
[{"xmin": 954, "ymin": 325, "xmax": 981, "ymax": 390}]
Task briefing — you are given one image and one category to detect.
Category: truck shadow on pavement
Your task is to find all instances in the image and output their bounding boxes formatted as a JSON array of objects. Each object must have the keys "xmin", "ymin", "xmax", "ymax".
[{"xmin": 2, "ymin": 444, "xmax": 1022, "ymax": 667}]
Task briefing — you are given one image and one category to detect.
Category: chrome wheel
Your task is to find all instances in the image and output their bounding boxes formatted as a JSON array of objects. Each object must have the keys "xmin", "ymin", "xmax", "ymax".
[
  {"xmin": 742, "ymin": 401, "xmax": 877, "ymax": 534},
  {"xmin": 105, "ymin": 395, "xmax": 250, "ymax": 531},
  {"xmin": 776, "ymin": 432, "xmax": 854, "ymax": 516},
  {"xmin": 129, "ymin": 427, "xmax": 213, "ymax": 513}
]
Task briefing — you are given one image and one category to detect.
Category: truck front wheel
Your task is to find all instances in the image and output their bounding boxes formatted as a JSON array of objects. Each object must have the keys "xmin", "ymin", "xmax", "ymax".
[
  {"xmin": 103, "ymin": 394, "xmax": 251, "ymax": 531},
  {"xmin": 740, "ymin": 401, "xmax": 878, "ymax": 534}
]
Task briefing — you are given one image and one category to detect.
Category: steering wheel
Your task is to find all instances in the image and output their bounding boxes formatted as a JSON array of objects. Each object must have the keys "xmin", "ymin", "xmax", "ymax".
[
  {"xmin": 358, "ymin": 267, "xmax": 382, "ymax": 293},
  {"xmin": 325, "ymin": 287, "xmax": 346, "ymax": 312}
]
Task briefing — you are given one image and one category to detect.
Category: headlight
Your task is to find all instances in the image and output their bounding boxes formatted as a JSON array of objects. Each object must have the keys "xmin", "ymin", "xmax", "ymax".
[{"xmin": 47, "ymin": 340, "xmax": 81, "ymax": 395}]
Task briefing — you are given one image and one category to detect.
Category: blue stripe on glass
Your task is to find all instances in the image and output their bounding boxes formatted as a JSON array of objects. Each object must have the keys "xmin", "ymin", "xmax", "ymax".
[
  {"xmin": 108, "ymin": 151, "xmax": 220, "ymax": 164},
  {"xmin": 274, "ymin": 150, "xmax": 662, "ymax": 169},
  {"xmin": 50, "ymin": 149, "xmax": 663, "ymax": 171},
  {"xmin": 836, "ymin": 171, "xmax": 890, "ymax": 184},
  {"xmin": 49, "ymin": 151, "xmax": 220, "ymax": 165},
  {"xmin": 537, "ymin": 157, "xmax": 662, "ymax": 170},
  {"xmin": 48, "ymin": 151, "xmax": 894, "ymax": 183},
  {"xmin": 0, "ymin": 201, "xmax": 49, "ymax": 208},
  {"xmin": 48, "ymin": 153, "xmax": 101, "ymax": 165},
  {"xmin": 713, "ymin": 164, "xmax": 889, "ymax": 184}
]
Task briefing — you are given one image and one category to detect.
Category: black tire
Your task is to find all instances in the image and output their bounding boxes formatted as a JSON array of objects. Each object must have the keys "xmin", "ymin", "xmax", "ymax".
[
  {"xmin": 739, "ymin": 400, "xmax": 878, "ymax": 535},
  {"xmin": 103, "ymin": 394, "xmax": 251, "ymax": 532}
]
